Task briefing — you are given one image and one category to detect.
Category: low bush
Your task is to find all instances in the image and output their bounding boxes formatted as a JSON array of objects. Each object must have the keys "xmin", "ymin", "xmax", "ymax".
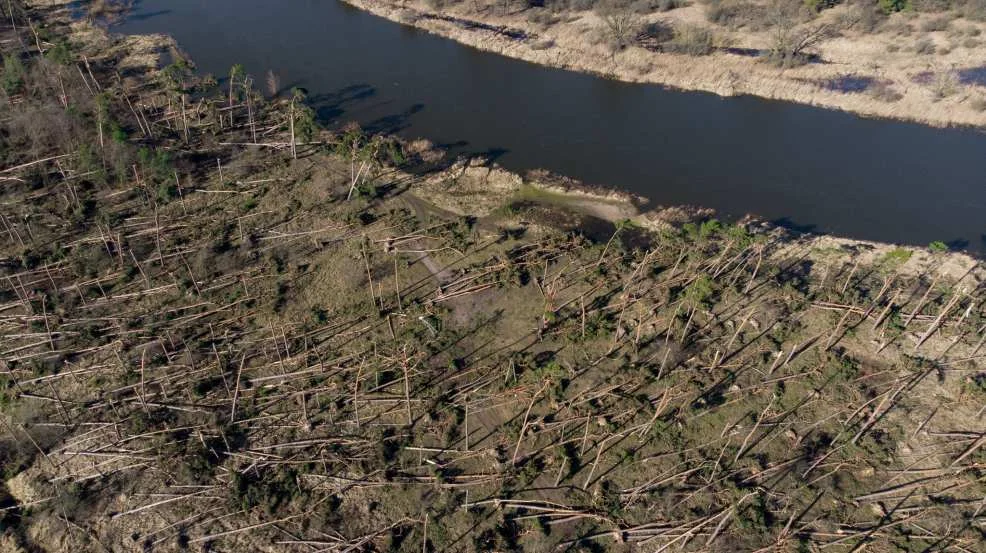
[
  {"xmin": 397, "ymin": 11, "xmax": 419, "ymax": 24},
  {"xmin": 629, "ymin": 0, "xmax": 687, "ymax": 12},
  {"xmin": 869, "ymin": 81, "xmax": 904, "ymax": 102},
  {"xmin": 528, "ymin": 8, "xmax": 562, "ymax": 27},
  {"xmin": 920, "ymin": 16, "xmax": 951, "ymax": 32},
  {"xmin": 883, "ymin": 18, "xmax": 914, "ymax": 36},
  {"xmin": 914, "ymin": 36, "xmax": 937, "ymax": 53},
  {"xmin": 665, "ymin": 24, "xmax": 719, "ymax": 55},
  {"xmin": 426, "ymin": 0, "xmax": 456, "ymax": 9},
  {"xmin": 804, "ymin": 0, "xmax": 842, "ymax": 13},
  {"xmin": 911, "ymin": 0, "xmax": 955, "ymax": 11},
  {"xmin": 641, "ymin": 20, "xmax": 675, "ymax": 42},
  {"xmin": 657, "ymin": 0, "xmax": 688, "ymax": 10},
  {"xmin": 966, "ymin": 0, "xmax": 986, "ymax": 21},
  {"xmin": 879, "ymin": 0, "xmax": 909, "ymax": 13},
  {"xmin": 839, "ymin": 4, "xmax": 885, "ymax": 33},
  {"xmin": 552, "ymin": 0, "xmax": 596, "ymax": 10},
  {"xmin": 961, "ymin": 373, "xmax": 986, "ymax": 398},
  {"xmin": 929, "ymin": 70, "xmax": 958, "ymax": 99},
  {"xmin": 705, "ymin": 0, "xmax": 769, "ymax": 30}
]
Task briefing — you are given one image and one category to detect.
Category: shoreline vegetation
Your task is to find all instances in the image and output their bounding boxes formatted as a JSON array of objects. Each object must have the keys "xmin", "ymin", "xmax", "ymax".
[
  {"xmin": 342, "ymin": 0, "xmax": 986, "ymax": 130},
  {"xmin": 2, "ymin": 1, "xmax": 986, "ymax": 552}
]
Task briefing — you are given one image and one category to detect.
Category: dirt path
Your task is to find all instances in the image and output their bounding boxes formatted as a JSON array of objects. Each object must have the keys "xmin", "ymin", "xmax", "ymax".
[{"xmin": 400, "ymin": 193, "xmax": 461, "ymax": 285}]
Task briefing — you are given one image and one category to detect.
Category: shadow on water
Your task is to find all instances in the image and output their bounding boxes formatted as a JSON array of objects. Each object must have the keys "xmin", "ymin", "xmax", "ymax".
[
  {"xmin": 476, "ymin": 147, "xmax": 509, "ymax": 163},
  {"xmin": 771, "ymin": 218, "xmax": 818, "ymax": 235},
  {"xmin": 127, "ymin": 9, "xmax": 172, "ymax": 21},
  {"xmin": 435, "ymin": 140, "xmax": 469, "ymax": 150},
  {"xmin": 363, "ymin": 103, "xmax": 426, "ymax": 134},
  {"xmin": 947, "ymin": 238, "xmax": 971, "ymax": 251},
  {"xmin": 440, "ymin": 146, "xmax": 510, "ymax": 164},
  {"xmin": 309, "ymin": 84, "xmax": 377, "ymax": 121}
]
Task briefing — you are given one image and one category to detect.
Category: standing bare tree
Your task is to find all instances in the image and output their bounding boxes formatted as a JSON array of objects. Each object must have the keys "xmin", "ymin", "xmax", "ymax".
[
  {"xmin": 765, "ymin": 0, "xmax": 832, "ymax": 66},
  {"xmin": 243, "ymin": 75, "xmax": 257, "ymax": 143},
  {"xmin": 162, "ymin": 58, "xmax": 192, "ymax": 142},
  {"xmin": 598, "ymin": 1, "xmax": 641, "ymax": 50},
  {"xmin": 227, "ymin": 63, "xmax": 244, "ymax": 112},
  {"xmin": 289, "ymin": 87, "xmax": 314, "ymax": 159}
]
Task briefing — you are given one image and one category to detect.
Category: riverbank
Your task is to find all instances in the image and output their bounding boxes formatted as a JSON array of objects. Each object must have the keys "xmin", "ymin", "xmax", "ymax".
[
  {"xmin": 18, "ymin": 0, "xmax": 986, "ymax": 268},
  {"xmin": 342, "ymin": 0, "xmax": 986, "ymax": 130},
  {"xmin": 17, "ymin": 0, "xmax": 986, "ymax": 261}
]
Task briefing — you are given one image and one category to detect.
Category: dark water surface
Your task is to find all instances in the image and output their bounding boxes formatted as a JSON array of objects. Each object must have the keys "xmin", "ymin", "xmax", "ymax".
[{"xmin": 116, "ymin": 0, "xmax": 986, "ymax": 252}]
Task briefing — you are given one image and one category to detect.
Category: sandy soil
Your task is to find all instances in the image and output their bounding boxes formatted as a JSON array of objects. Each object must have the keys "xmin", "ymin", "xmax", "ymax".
[{"xmin": 343, "ymin": 0, "xmax": 986, "ymax": 129}]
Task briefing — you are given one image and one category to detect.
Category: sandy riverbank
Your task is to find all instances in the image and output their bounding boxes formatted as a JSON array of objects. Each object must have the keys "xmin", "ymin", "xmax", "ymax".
[{"xmin": 343, "ymin": 0, "xmax": 986, "ymax": 130}]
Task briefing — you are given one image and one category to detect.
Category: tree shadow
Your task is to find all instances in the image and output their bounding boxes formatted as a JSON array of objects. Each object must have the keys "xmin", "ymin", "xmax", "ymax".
[
  {"xmin": 305, "ymin": 84, "xmax": 377, "ymax": 121},
  {"xmin": 770, "ymin": 217, "xmax": 818, "ymax": 236},
  {"xmin": 125, "ymin": 9, "xmax": 172, "ymax": 22},
  {"xmin": 363, "ymin": 103, "xmax": 425, "ymax": 135},
  {"xmin": 946, "ymin": 238, "xmax": 969, "ymax": 251}
]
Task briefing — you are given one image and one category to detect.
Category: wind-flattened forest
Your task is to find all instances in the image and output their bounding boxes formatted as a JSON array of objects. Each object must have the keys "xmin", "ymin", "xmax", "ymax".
[{"xmin": 2, "ymin": 2, "xmax": 986, "ymax": 552}]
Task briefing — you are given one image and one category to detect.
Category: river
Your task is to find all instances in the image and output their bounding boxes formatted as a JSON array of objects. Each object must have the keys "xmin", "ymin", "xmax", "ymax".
[{"xmin": 116, "ymin": 0, "xmax": 986, "ymax": 252}]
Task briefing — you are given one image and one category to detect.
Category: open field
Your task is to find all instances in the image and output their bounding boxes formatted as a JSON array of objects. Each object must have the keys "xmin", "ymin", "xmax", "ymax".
[
  {"xmin": 342, "ymin": 0, "xmax": 986, "ymax": 129},
  {"xmin": 1, "ymin": 2, "xmax": 986, "ymax": 552}
]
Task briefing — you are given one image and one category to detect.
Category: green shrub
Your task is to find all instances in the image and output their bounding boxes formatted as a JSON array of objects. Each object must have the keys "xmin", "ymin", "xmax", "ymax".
[
  {"xmin": 804, "ymin": 0, "xmax": 841, "ymax": 12},
  {"xmin": 880, "ymin": 0, "xmax": 909, "ymax": 13},
  {"xmin": 962, "ymin": 373, "xmax": 986, "ymax": 398},
  {"xmin": 232, "ymin": 468, "xmax": 302, "ymax": 515},
  {"xmin": 45, "ymin": 41, "xmax": 73, "ymax": 65},
  {"xmin": 882, "ymin": 248, "xmax": 912, "ymax": 264},
  {"xmin": 685, "ymin": 274, "xmax": 715, "ymax": 307},
  {"xmin": 2, "ymin": 55, "xmax": 25, "ymax": 95}
]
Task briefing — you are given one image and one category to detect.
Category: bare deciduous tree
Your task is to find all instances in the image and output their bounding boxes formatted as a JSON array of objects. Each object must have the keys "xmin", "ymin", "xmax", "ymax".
[
  {"xmin": 603, "ymin": 8, "xmax": 641, "ymax": 50},
  {"xmin": 766, "ymin": 1, "xmax": 832, "ymax": 66}
]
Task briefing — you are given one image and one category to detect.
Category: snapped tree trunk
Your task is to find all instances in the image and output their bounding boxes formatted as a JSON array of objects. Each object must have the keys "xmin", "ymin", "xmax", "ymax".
[{"xmin": 289, "ymin": 100, "xmax": 297, "ymax": 159}]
